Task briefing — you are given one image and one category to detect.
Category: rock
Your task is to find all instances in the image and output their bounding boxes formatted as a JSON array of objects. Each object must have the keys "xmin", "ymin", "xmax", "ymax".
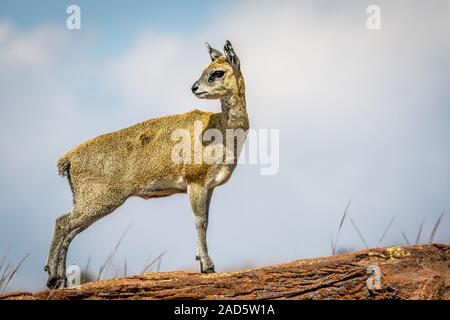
[{"xmin": 1, "ymin": 244, "xmax": 448, "ymax": 300}]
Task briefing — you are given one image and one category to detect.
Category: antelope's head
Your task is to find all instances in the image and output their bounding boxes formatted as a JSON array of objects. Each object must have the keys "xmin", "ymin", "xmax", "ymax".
[{"xmin": 191, "ymin": 40, "xmax": 242, "ymax": 100}]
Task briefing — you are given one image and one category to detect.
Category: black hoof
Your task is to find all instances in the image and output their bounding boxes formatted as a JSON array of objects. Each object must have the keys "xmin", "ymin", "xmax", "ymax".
[
  {"xmin": 47, "ymin": 275, "xmax": 66, "ymax": 289},
  {"xmin": 203, "ymin": 267, "xmax": 215, "ymax": 274},
  {"xmin": 196, "ymin": 257, "xmax": 215, "ymax": 274},
  {"xmin": 46, "ymin": 275, "xmax": 58, "ymax": 289}
]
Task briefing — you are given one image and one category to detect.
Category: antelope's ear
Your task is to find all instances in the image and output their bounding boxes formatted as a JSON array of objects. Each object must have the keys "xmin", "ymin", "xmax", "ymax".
[
  {"xmin": 223, "ymin": 40, "xmax": 240, "ymax": 71},
  {"xmin": 206, "ymin": 42, "xmax": 223, "ymax": 61}
]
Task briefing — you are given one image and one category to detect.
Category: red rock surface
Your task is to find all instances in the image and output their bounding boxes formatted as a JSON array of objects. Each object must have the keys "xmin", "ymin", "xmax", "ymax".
[{"xmin": 1, "ymin": 244, "xmax": 448, "ymax": 300}]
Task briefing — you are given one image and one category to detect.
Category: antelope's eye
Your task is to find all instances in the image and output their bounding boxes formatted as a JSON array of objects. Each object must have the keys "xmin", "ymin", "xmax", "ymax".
[{"xmin": 211, "ymin": 70, "xmax": 225, "ymax": 78}]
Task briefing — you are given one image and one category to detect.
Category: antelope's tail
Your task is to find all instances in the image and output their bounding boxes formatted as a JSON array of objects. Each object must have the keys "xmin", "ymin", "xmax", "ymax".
[{"xmin": 57, "ymin": 156, "xmax": 73, "ymax": 193}]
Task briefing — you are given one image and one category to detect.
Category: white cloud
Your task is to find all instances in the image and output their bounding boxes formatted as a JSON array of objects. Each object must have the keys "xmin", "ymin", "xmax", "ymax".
[
  {"xmin": 0, "ymin": 23, "xmax": 80, "ymax": 171},
  {"xmin": 108, "ymin": 33, "xmax": 216, "ymax": 121},
  {"xmin": 0, "ymin": 21, "xmax": 69, "ymax": 71},
  {"xmin": 0, "ymin": 20, "xmax": 13, "ymax": 42}
]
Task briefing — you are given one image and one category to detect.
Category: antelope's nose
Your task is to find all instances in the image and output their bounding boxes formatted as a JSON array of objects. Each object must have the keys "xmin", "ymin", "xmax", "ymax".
[{"xmin": 191, "ymin": 82, "xmax": 199, "ymax": 94}]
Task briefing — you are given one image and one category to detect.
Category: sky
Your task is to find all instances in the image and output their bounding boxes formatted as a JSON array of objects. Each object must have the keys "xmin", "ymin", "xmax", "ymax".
[{"xmin": 0, "ymin": 0, "xmax": 449, "ymax": 291}]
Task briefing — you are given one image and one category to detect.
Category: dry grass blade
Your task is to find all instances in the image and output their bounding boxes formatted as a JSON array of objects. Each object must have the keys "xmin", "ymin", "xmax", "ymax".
[
  {"xmin": 330, "ymin": 235, "xmax": 335, "ymax": 256},
  {"xmin": 0, "ymin": 253, "xmax": 29, "ymax": 293},
  {"xmin": 377, "ymin": 216, "xmax": 396, "ymax": 246},
  {"xmin": 401, "ymin": 230, "xmax": 410, "ymax": 246},
  {"xmin": 140, "ymin": 251, "xmax": 167, "ymax": 275},
  {"xmin": 156, "ymin": 256, "xmax": 162, "ymax": 272},
  {"xmin": 347, "ymin": 215, "xmax": 369, "ymax": 249},
  {"xmin": 0, "ymin": 246, "xmax": 13, "ymax": 291},
  {"xmin": 97, "ymin": 223, "xmax": 132, "ymax": 281},
  {"xmin": 415, "ymin": 218, "xmax": 425, "ymax": 245},
  {"xmin": 124, "ymin": 258, "xmax": 127, "ymax": 277},
  {"xmin": 332, "ymin": 199, "xmax": 351, "ymax": 255},
  {"xmin": 0, "ymin": 245, "xmax": 12, "ymax": 273},
  {"xmin": 84, "ymin": 254, "xmax": 92, "ymax": 273},
  {"xmin": 0, "ymin": 262, "xmax": 12, "ymax": 288},
  {"xmin": 428, "ymin": 211, "xmax": 446, "ymax": 244}
]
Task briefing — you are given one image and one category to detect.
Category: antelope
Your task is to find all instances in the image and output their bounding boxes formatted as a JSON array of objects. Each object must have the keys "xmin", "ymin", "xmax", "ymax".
[{"xmin": 45, "ymin": 41, "xmax": 249, "ymax": 289}]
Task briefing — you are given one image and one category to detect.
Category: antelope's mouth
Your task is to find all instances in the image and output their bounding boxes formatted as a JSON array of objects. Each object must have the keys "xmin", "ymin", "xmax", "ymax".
[{"xmin": 195, "ymin": 91, "xmax": 208, "ymax": 98}]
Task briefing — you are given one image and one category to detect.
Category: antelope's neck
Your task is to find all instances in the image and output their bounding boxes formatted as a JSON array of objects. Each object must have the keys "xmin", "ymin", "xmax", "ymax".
[{"xmin": 220, "ymin": 76, "xmax": 249, "ymax": 131}]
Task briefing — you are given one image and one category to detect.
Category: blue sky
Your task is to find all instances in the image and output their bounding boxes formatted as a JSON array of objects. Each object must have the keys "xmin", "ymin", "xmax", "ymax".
[
  {"xmin": 1, "ymin": 0, "xmax": 233, "ymax": 62},
  {"xmin": 0, "ymin": 0, "xmax": 449, "ymax": 292},
  {"xmin": 2, "ymin": 0, "xmax": 219, "ymax": 29}
]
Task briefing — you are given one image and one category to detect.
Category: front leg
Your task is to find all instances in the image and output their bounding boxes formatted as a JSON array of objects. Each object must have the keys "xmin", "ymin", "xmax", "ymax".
[{"xmin": 187, "ymin": 183, "xmax": 215, "ymax": 273}]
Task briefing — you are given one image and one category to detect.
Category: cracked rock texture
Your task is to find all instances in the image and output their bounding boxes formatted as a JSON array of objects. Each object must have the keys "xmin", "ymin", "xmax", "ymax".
[{"xmin": 1, "ymin": 244, "xmax": 449, "ymax": 300}]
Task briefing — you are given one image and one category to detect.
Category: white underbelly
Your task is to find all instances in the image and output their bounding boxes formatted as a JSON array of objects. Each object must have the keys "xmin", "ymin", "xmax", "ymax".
[
  {"xmin": 136, "ymin": 176, "xmax": 187, "ymax": 199},
  {"xmin": 208, "ymin": 166, "xmax": 233, "ymax": 188}
]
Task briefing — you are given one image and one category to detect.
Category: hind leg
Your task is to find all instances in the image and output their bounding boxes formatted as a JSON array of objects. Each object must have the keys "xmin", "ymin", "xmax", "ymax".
[
  {"xmin": 46, "ymin": 187, "xmax": 127, "ymax": 289},
  {"xmin": 45, "ymin": 212, "xmax": 71, "ymax": 288},
  {"xmin": 51, "ymin": 217, "xmax": 90, "ymax": 288}
]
